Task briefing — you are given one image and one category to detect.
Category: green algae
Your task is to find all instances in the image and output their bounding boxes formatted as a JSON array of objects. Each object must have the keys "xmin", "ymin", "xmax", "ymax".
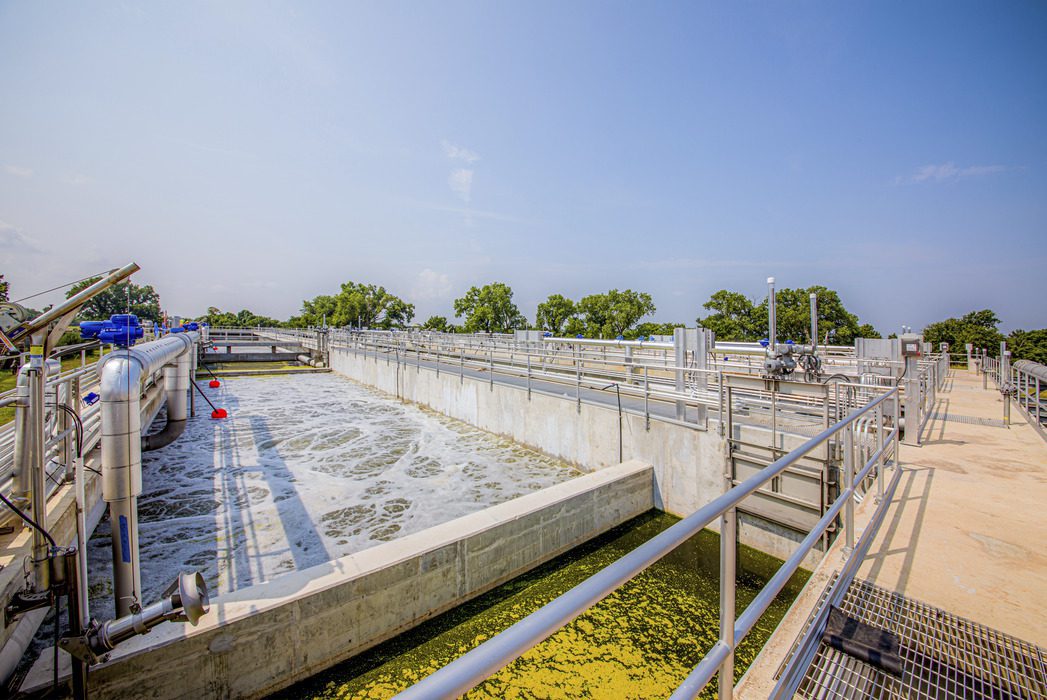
[{"xmin": 271, "ymin": 511, "xmax": 810, "ymax": 700}]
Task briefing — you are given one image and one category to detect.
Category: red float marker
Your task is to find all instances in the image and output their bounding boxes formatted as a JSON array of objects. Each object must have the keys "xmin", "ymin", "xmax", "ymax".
[
  {"xmin": 211, "ymin": 408, "xmax": 228, "ymax": 419},
  {"xmin": 209, "ymin": 379, "xmax": 221, "ymax": 388}
]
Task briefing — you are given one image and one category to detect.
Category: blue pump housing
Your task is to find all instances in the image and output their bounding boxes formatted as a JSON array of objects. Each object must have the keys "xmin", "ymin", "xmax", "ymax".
[{"xmin": 80, "ymin": 314, "xmax": 144, "ymax": 347}]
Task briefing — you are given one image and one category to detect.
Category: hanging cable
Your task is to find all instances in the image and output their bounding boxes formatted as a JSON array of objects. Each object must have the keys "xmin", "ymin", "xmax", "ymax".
[
  {"xmin": 0, "ymin": 490, "xmax": 56, "ymax": 549},
  {"xmin": 10, "ymin": 269, "xmax": 120, "ymax": 304}
]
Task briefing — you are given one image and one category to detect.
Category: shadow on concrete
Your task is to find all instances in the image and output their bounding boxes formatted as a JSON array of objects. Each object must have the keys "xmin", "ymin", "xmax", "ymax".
[{"xmin": 861, "ymin": 465, "xmax": 934, "ymax": 593}]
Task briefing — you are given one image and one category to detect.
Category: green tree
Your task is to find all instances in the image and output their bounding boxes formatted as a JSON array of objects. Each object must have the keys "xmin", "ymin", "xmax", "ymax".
[
  {"xmin": 199, "ymin": 307, "xmax": 282, "ymax": 328},
  {"xmin": 421, "ymin": 315, "xmax": 450, "ymax": 332},
  {"xmin": 453, "ymin": 282, "xmax": 526, "ymax": 333},
  {"xmin": 855, "ymin": 323, "xmax": 882, "ymax": 340},
  {"xmin": 923, "ymin": 309, "xmax": 1005, "ymax": 355},
  {"xmin": 756, "ymin": 286, "xmax": 869, "ymax": 344},
  {"xmin": 292, "ymin": 283, "xmax": 415, "ymax": 329},
  {"xmin": 1007, "ymin": 329, "xmax": 1047, "ymax": 364},
  {"xmin": 535, "ymin": 294, "xmax": 577, "ymax": 335},
  {"xmin": 0, "ymin": 274, "xmax": 9, "ymax": 302},
  {"xmin": 696, "ymin": 290, "xmax": 760, "ymax": 341},
  {"xmin": 66, "ymin": 276, "xmax": 162, "ymax": 323},
  {"xmin": 632, "ymin": 321, "xmax": 685, "ymax": 339},
  {"xmin": 577, "ymin": 289, "xmax": 656, "ymax": 338}
]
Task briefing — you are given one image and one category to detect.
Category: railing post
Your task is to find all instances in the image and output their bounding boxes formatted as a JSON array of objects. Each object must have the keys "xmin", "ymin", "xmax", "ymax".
[
  {"xmin": 489, "ymin": 348, "xmax": 494, "ymax": 390},
  {"xmin": 526, "ymin": 354, "xmax": 532, "ymax": 399},
  {"xmin": 460, "ymin": 347, "xmax": 464, "ymax": 384},
  {"xmin": 575, "ymin": 347, "xmax": 581, "ymax": 413},
  {"xmin": 876, "ymin": 403, "xmax": 885, "ymax": 503},
  {"xmin": 843, "ymin": 423, "xmax": 855, "ymax": 552},
  {"xmin": 719, "ymin": 506, "xmax": 737, "ymax": 700},
  {"xmin": 644, "ymin": 365, "xmax": 650, "ymax": 430}
]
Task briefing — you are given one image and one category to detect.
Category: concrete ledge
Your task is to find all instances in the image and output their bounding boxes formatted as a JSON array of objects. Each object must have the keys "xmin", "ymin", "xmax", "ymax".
[{"xmin": 25, "ymin": 461, "xmax": 654, "ymax": 699}]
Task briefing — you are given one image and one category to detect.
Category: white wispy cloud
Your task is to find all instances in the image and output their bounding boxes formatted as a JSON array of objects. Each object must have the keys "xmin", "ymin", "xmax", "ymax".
[
  {"xmin": 0, "ymin": 220, "xmax": 43, "ymax": 257},
  {"xmin": 64, "ymin": 173, "xmax": 94, "ymax": 186},
  {"xmin": 448, "ymin": 168, "xmax": 474, "ymax": 203},
  {"xmin": 4, "ymin": 164, "xmax": 34, "ymax": 178},
  {"xmin": 898, "ymin": 162, "xmax": 1008, "ymax": 184},
  {"xmin": 441, "ymin": 140, "xmax": 480, "ymax": 163},
  {"xmin": 411, "ymin": 268, "xmax": 453, "ymax": 300}
]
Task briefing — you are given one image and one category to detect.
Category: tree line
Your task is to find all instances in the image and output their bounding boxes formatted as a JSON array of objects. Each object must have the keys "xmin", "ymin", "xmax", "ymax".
[{"xmin": 2, "ymin": 272, "xmax": 1044, "ymax": 363}]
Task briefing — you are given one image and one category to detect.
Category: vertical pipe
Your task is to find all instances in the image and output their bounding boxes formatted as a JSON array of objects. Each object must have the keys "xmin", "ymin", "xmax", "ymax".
[
  {"xmin": 843, "ymin": 424, "xmax": 855, "ymax": 551},
  {"xmin": 719, "ymin": 506, "xmax": 737, "ymax": 700},
  {"xmin": 767, "ymin": 277, "xmax": 777, "ymax": 349},
  {"xmin": 809, "ymin": 292, "xmax": 818, "ymax": 352}
]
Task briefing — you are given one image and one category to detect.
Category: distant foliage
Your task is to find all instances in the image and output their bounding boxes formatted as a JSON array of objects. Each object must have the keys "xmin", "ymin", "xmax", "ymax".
[
  {"xmin": 577, "ymin": 289, "xmax": 656, "ymax": 338},
  {"xmin": 453, "ymin": 283, "xmax": 526, "ymax": 333},
  {"xmin": 1007, "ymin": 329, "xmax": 1047, "ymax": 365},
  {"xmin": 631, "ymin": 321, "xmax": 686, "ymax": 339},
  {"xmin": 535, "ymin": 294, "xmax": 577, "ymax": 336},
  {"xmin": 420, "ymin": 315, "xmax": 453, "ymax": 333},
  {"xmin": 66, "ymin": 276, "xmax": 162, "ymax": 323},
  {"xmin": 202, "ymin": 307, "xmax": 284, "ymax": 328},
  {"xmin": 0, "ymin": 274, "xmax": 9, "ymax": 302},
  {"xmin": 290, "ymin": 282, "xmax": 415, "ymax": 329},
  {"xmin": 697, "ymin": 286, "xmax": 877, "ymax": 344},
  {"xmin": 923, "ymin": 309, "xmax": 1047, "ymax": 363},
  {"xmin": 923, "ymin": 309, "xmax": 1004, "ymax": 355}
]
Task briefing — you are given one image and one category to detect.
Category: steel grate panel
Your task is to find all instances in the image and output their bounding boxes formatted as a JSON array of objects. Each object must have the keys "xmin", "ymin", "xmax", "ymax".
[
  {"xmin": 927, "ymin": 410, "xmax": 1007, "ymax": 428},
  {"xmin": 792, "ymin": 578, "xmax": 1046, "ymax": 699}
]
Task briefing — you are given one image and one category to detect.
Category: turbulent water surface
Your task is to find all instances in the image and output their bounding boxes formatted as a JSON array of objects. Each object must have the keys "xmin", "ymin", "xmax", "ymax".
[{"xmin": 85, "ymin": 373, "xmax": 580, "ymax": 619}]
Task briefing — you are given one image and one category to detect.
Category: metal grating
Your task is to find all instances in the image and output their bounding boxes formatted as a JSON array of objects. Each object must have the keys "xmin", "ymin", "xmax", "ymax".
[
  {"xmin": 927, "ymin": 410, "xmax": 1007, "ymax": 428},
  {"xmin": 791, "ymin": 578, "xmax": 1047, "ymax": 699}
]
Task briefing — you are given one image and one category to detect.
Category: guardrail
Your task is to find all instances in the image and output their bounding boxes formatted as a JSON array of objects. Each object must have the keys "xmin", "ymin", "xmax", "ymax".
[
  {"xmin": 390, "ymin": 385, "xmax": 900, "ymax": 699},
  {"xmin": 1011, "ymin": 360, "xmax": 1047, "ymax": 442}
]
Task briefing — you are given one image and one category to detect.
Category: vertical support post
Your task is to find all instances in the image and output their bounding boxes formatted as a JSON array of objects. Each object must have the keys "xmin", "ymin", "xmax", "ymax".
[
  {"xmin": 893, "ymin": 390, "xmax": 901, "ymax": 471},
  {"xmin": 719, "ymin": 506, "xmax": 737, "ymax": 700},
  {"xmin": 526, "ymin": 354, "xmax": 532, "ymax": 399},
  {"xmin": 644, "ymin": 365, "xmax": 650, "ymax": 430},
  {"xmin": 64, "ymin": 549, "xmax": 88, "ymax": 699},
  {"xmin": 575, "ymin": 345, "xmax": 581, "ymax": 413},
  {"xmin": 674, "ymin": 327, "xmax": 686, "ymax": 421},
  {"xmin": 876, "ymin": 403, "xmax": 885, "ymax": 502},
  {"xmin": 435, "ymin": 342, "xmax": 440, "ymax": 378},
  {"xmin": 843, "ymin": 423, "xmax": 855, "ymax": 552},
  {"xmin": 489, "ymin": 348, "xmax": 494, "ymax": 390},
  {"xmin": 460, "ymin": 347, "xmax": 464, "ymax": 383}
]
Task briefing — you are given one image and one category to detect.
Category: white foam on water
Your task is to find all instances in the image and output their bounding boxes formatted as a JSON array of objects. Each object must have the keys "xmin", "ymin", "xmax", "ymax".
[{"xmin": 85, "ymin": 373, "xmax": 580, "ymax": 620}]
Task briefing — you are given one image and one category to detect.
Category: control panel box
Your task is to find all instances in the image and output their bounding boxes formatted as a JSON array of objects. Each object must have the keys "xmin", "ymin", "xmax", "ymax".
[{"xmin": 900, "ymin": 333, "xmax": 922, "ymax": 357}]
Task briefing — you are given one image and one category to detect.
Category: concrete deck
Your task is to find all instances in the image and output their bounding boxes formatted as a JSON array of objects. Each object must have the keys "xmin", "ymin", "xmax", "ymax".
[
  {"xmin": 739, "ymin": 367, "xmax": 1047, "ymax": 697},
  {"xmin": 858, "ymin": 369, "xmax": 1047, "ymax": 643}
]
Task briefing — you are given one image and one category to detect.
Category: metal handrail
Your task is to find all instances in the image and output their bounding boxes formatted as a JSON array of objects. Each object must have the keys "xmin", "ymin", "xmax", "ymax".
[{"xmin": 391, "ymin": 387, "xmax": 900, "ymax": 700}]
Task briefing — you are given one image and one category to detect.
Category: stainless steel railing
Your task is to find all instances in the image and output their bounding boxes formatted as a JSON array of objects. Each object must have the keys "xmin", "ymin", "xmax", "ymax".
[{"xmin": 390, "ymin": 386, "xmax": 900, "ymax": 700}]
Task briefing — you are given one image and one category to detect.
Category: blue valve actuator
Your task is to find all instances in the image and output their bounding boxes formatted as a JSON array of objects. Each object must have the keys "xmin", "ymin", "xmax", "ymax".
[{"xmin": 80, "ymin": 314, "xmax": 144, "ymax": 347}]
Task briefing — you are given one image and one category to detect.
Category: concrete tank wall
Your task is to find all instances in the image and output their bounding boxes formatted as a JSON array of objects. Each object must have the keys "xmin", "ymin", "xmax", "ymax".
[
  {"xmin": 43, "ymin": 462, "xmax": 655, "ymax": 700},
  {"xmin": 327, "ymin": 347, "xmax": 823, "ymax": 566},
  {"xmin": 329, "ymin": 347, "xmax": 724, "ymax": 518}
]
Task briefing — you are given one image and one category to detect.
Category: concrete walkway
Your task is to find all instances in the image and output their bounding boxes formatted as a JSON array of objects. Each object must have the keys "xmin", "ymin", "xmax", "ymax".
[
  {"xmin": 739, "ymin": 367, "xmax": 1047, "ymax": 697},
  {"xmin": 857, "ymin": 368, "xmax": 1047, "ymax": 644}
]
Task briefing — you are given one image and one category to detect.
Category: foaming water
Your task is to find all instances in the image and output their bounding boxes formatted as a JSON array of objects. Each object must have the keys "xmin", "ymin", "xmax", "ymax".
[{"xmin": 85, "ymin": 373, "xmax": 580, "ymax": 620}]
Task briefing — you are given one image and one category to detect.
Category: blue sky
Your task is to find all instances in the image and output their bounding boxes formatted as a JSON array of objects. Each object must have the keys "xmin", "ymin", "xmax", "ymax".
[{"xmin": 1, "ymin": 1, "xmax": 1044, "ymax": 333}]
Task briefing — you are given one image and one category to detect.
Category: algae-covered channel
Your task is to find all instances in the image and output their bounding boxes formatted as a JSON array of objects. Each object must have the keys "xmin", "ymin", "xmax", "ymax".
[{"xmin": 273, "ymin": 511, "xmax": 810, "ymax": 699}]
